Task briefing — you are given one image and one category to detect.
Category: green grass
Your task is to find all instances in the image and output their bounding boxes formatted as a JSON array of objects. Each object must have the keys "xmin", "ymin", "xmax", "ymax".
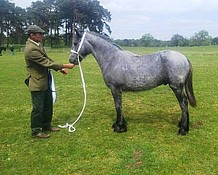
[{"xmin": 0, "ymin": 46, "xmax": 218, "ymax": 175}]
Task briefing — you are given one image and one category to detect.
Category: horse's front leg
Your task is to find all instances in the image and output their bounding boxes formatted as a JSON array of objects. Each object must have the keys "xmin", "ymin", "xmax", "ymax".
[{"xmin": 110, "ymin": 87, "xmax": 127, "ymax": 133}]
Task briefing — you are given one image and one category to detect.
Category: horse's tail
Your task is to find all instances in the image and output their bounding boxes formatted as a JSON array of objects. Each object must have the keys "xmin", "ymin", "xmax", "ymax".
[{"xmin": 185, "ymin": 60, "xmax": 197, "ymax": 107}]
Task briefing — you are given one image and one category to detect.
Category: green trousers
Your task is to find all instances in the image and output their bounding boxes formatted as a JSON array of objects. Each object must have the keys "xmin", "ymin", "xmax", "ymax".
[{"xmin": 30, "ymin": 89, "xmax": 53, "ymax": 135}]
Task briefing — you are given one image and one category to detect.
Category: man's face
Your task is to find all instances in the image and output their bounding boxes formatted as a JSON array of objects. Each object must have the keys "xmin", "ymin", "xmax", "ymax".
[{"xmin": 30, "ymin": 32, "xmax": 43, "ymax": 43}]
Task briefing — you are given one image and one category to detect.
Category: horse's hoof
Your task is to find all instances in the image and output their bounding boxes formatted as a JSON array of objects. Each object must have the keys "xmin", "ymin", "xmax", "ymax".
[
  {"xmin": 178, "ymin": 128, "xmax": 189, "ymax": 135},
  {"xmin": 112, "ymin": 123, "xmax": 127, "ymax": 133}
]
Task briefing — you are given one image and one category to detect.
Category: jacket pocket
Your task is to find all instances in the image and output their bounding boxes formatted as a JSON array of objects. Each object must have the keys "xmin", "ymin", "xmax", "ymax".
[{"xmin": 29, "ymin": 74, "xmax": 48, "ymax": 91}]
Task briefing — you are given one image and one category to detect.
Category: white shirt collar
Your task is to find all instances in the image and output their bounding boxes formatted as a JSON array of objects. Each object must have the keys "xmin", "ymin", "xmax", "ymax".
[{"xmin": 28, "ymin": 38, "xmax": 40, "ymax": 47}]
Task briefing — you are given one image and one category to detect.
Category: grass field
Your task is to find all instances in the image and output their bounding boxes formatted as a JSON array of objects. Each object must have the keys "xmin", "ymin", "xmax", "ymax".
[{"xmin": 0, "ymin": 46, "xmax": 217, "ymax": 175}]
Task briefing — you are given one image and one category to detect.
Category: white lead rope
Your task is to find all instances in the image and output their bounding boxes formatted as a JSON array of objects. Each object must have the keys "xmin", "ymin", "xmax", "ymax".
[
  {"xmin": 58, "ymin": 60, "xmax": 86, "ymax": 132},
  {"xmin": 58, "ymin": 32, "xmax": 87, "ymax": 132}
]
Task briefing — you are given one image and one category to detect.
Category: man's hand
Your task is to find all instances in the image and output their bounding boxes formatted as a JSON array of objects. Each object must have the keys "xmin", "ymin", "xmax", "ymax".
[
  {"xmin": 63, "ymin": 64, "xmax": 75, "ymax": 69},
  {"xmin": 60, "ymin": 69, "xmax": 68, "ymax": 74}
]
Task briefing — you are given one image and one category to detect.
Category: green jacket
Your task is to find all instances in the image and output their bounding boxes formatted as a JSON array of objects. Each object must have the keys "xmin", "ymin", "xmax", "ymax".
[{"xmin": 24, "ymin": 38, "xmax": 63, "ymax": 91}]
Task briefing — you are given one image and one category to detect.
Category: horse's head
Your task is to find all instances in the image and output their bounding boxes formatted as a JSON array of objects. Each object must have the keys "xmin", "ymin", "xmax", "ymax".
[{"xmin": 69, "ymin": 30, "xmax": 89, "ymax": 65}]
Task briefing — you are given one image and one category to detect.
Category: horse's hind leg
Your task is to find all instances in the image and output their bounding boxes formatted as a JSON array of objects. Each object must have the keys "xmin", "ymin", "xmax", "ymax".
[
  {"xmin": 170, "ymin": 84, "xmax": 189, "ymax": 135},
  {"xmin": 110, "ymin": 87, "xmax": 127, "ymax": 133}
]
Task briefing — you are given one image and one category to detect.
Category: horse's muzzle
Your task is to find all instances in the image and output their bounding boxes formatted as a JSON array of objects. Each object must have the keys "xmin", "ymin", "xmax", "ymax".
[{"xmin": 69, "ymin": 54, "xmax": 79, "ymax": 65}]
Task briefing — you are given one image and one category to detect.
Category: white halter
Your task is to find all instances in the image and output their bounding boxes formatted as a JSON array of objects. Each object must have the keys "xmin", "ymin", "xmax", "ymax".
[
  {"xmin": 70, "ymin": 31, "xmax": 87, "ymax": 59},
  {"xmin": 58, "ymin": 32, "xmax": 87, "ymax": 132}
]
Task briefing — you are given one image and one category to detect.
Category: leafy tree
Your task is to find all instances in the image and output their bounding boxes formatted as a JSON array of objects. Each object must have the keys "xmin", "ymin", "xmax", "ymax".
[
  {"xmin": 26, "ymin": 1, "xmax": 51, "ymax": 31},
  {"xmin": 55, "ymin": 0, "xmax": 111, "ymax": 45},
  {"xmin": 170, "ymin": 34, "xmax": 189, "ymax": 47},
  {"xmin": 212, "ymin": 37, "xmax": 218, "ymax": 45},
  {"xmin": 140, "ymin": 33, "xmax": 154, "ymax": 47},
  {"xmin": 9, "ymin": 6, "xmax": 27, "ymax": 44},
  {"xmin": 55, "ymin": 0, "xmax": 76, "ymax": 45},
  {"xmin": 78, "ymin": 0, "xmax": 111, "ymax": 34},
  {"xmin": 0, "ymin": 0, "xmax": 14, "ymax": 46},
  {"xmin": 190, "ymin": 30, "xmax": 212, "ymax": 46},
  {"xmin": 0, "ymin": 0, "xmax": 9, "ymax": 45}
]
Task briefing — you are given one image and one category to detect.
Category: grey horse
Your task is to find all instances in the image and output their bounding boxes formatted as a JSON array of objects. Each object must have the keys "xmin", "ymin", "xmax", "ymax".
[{"xmin": 69, "ymin": 31, "xmax": 196, "ymax": 135}]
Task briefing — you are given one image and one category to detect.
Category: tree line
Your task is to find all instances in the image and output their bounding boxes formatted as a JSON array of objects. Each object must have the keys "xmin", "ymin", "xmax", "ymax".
[
  {"xmin": 115, "ymin": 31, "xmax": 218, "ymax": 47},
  {"xmin": 0, "ymin": 0, "xmax": 111, "ymax": 47},
  {"xmin": 0, "ymin": 0, "xmax": 217, "ymax": 48}
]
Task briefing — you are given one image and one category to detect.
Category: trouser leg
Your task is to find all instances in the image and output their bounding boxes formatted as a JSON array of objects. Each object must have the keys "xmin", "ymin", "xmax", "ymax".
[
  {"xmin": 42, "ymin": 89, "xmax": 53, "ymax": 129},
  {"xmin": 31, "ymin": 91, "xmax": 45, "ymax": 135},
  {"xmin": 30, "ymin": 90, "xmax": 54, "ymax": 134}
]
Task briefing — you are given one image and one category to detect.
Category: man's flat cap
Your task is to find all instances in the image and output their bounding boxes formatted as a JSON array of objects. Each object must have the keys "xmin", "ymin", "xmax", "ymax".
[{"xmin": 26, "ymin": 25, "xmax": 45, "ymax": 34}]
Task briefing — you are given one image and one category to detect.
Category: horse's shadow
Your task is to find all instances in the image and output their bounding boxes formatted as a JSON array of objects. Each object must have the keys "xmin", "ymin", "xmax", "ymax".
[
  {"xmin": 102, "ymin": 103, "xmax": 180, "ymax": 129},
  {"xmin": 120, "ymin": 109, "xmax": 178, "ymax": 134},
  {"xmin": 124, "ymin": 110, "xmax": 179, "ymax": 126}
]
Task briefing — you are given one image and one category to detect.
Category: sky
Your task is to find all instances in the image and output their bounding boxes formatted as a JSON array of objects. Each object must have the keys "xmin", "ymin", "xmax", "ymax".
[{"xmin": 11, "ymin": 0, "xmax": 218, "ymax": 40}]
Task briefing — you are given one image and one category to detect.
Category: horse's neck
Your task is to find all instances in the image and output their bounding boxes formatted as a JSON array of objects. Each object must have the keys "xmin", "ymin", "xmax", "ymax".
[{"xmin": 88, "ymin": 36, "xmax": 120, "ymax": 69}]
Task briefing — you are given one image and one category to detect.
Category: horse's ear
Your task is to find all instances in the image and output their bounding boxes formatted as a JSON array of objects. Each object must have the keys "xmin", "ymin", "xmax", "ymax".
[{"xmin": 75, "ymin": 29, "xmax": 82, "ymax": 38}]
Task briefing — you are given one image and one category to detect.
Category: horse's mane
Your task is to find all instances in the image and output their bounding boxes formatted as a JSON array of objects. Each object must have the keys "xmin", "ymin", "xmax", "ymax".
[{"xmin": 88, "ymin": 31, "xmax": 123, "ymax": 50}]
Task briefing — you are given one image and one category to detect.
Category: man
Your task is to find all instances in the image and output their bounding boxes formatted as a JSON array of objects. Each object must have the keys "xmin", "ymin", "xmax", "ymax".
[
  {"xmin": 10, "ymin": 45, "xmax": 15, "ymax": 55},
  {"xmin": 24, "ymin": 25, "xmax": 74, "ymax": 138}
]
